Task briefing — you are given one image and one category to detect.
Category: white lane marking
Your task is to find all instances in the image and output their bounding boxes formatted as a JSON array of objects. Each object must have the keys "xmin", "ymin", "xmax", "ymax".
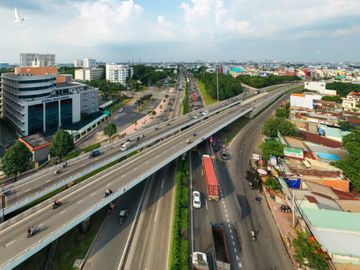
[
  {"xmin": 227, "ymin": 224, "xmax": 231, "ymax": 228},
  {"xmin": 5, "ymin": 240, "xmax": 15, "ymax": 247},
  {"xmin": 231, "ymin": 234, "xmax": 234, "ymax": 240},
  {"xmin": 226, "ymin": 214, "xmax": 229, "ymax": 219},
  {"xmin": 45, "ymin": 179, "xmax": 52, "ymax": 183},
  {"xmin": 161, "ymin": 178, "xmax": 165, "ymax": 188},
  {"xmin": 234, "ymin": 247, "xmax": 237, "ymax": 253},
  {"xmin": 38, "ymin": 223, "xmax": 44, "ymax": 227},
  {"xmin": 236, "ymin": 255, "xmax": 239, "ymax": 261},
  {"xmin": 222, "ymin": 201, "xmax": 225, "ymax": 205},
  {"xmin": 59, "ymin": 210, "xmax": 66, "ymax": 215},
  {"xmin": 232, "ymin": 240, "xmax": 236, "ymax": 246},
  {"xmin": 154, "ymin": 200, "xmax": 160, "ymax": 223},
  {"xmin": 205, "ymin": 200, "xmax": 208, "ymax": 210},
  {"xmin": 77, "ymin": 200, "xmax": 83, "ymax": 204},
  {"xmin": 239, "ymin": 262, "xmax": 242, "ymax": 268},
  {"xmin": 24, "ymin": 188, "xmax": 31, "ymax": 193},
  {"xmin": 106, "ymin": 182, "xmax": 112, "ymax": 187},
  {"xmin": 90, "ymin": 192, "xmax": 96, "ymax": 197}
]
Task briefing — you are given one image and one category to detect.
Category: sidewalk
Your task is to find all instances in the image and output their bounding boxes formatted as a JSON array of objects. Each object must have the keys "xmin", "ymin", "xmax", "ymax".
[{"xmin": 252, "ymin": 135, "xmax": 300, "ymax": 269}]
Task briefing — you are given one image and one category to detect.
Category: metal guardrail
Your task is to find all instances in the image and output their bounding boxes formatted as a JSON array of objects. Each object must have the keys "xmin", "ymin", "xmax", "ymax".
[
  {"xmin": 0, "ymin": 88, "xmax": 289, "ymax": 269},
  {"xmin": 0, "ymin": 106, "xmax": 255, "ymax": 270},
  {"xmin": 2, "ymin": 94, "xmax": 249, "ymax": 216}
]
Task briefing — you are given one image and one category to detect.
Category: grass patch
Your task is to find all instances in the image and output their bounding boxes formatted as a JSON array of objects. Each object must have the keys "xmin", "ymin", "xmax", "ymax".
[
  {"xmin": 197, "ymin": 79, "xmax": 217, "ymax": 105},
  {"xmin": 169, "ymin": 157, "xmax": 190, "ymax": 270},
  {"xmin": 108, "ymin": 99, "xmax": 130, "ymax": 114},
  {"xmin": 53, "ymin": 209, "xmax": 106, "ymax": 270},
  {"xmin": 182, "ymin": 81, "xmax": 189, "ymax": 115},
  {"xmin": 81, "ymin": 143, "xmax": 101, "ymax": 153}
]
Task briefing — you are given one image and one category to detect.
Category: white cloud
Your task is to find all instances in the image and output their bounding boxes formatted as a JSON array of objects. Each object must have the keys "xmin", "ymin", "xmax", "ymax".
[
  {"xmin": 333, "ymin": 25, "xmax": 360, "ymax": 36},
  {"xmin": 55, "ymin": 0, "xmax": 144, "ymax": 46}
]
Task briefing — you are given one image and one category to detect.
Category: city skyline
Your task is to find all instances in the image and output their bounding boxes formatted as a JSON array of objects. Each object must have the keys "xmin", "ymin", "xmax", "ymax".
[{"xmin": 0, "ymin": 0, "xmax": 360, "ymax": 63}]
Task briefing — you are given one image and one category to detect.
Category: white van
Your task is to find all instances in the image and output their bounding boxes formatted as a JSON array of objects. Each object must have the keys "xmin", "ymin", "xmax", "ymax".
[{"xmin": 120, "ymin": 142, "xmax": 131, "ymax": 151}]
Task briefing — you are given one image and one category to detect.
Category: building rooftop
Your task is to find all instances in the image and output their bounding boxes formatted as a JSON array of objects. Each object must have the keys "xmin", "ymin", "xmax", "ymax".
[
  {"xmin": 18, "ymin": 133, "xmax": 51, "ymax": 151},
  {"xmin": 301, "ymin": 207, "xmax": 360, "ymax": 232}
]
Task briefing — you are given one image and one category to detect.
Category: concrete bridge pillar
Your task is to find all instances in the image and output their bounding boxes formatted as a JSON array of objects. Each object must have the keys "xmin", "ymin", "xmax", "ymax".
[{"xmin": 80, "ymin": 217, "xmax": 91, "ymax": 233}]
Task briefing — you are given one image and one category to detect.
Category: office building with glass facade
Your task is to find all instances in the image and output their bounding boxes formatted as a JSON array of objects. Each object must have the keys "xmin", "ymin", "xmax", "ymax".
[{"xmin": 1, "ymin": 67, "xmax": 98, "ymax": 136}]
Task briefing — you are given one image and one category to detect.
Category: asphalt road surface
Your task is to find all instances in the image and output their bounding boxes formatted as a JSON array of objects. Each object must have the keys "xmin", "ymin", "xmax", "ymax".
[
  {"xmin": 0, "ymin": 87, "xmax": 293, "ymax": 269},
  {"xmin": 191, "ymin": 94, "xmax": 294, "ymax": 270}
]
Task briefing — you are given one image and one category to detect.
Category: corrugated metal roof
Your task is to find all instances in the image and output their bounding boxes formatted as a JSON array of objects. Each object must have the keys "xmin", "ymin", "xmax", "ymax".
[{"xmin": 301, "ymin": 207, "xmax": 360, "ymax": 232}]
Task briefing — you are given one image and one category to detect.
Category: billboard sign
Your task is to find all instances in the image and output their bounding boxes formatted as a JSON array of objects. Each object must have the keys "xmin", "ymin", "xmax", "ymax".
[
  {"xmin": 252, "ymin": 153, "xmax": 261, "ymax": 160},
  {"xmin": 284, "ymin": 147, "xmax": 304, "ymax": 159}
]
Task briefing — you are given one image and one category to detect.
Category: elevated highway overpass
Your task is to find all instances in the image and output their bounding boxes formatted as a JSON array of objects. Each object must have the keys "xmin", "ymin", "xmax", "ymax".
[
  {"xmin": 0, "ymin": 85, "xmax": 296, "ymax": 269},
  {"xmin": 0, "ymin": 84, "xmax": 298, "ymax": 217}
]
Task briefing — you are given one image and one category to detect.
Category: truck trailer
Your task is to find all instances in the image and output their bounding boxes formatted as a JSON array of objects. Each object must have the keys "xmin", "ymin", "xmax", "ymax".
[
  {"xmin": 212, "ymin": 224, "xmax": 231, "ymax": 270},
  {"xmin": 202, "ymin": 155, "xmax": 219, "ymax": 201}
]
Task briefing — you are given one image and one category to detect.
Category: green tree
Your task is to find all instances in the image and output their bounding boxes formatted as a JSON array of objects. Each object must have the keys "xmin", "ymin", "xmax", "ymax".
[
  {"xmin": 2, "ymin": 142, "xmax": 32, "ymax": 178},
  {"xmin": 265, "ymin": 176, "xmax": 281, "ymax": 190},
  {"xmin": 326, "ymin": 82, "xmax": 360, "ymax": 97},
  {"xmin": 259, "ymin": 140, "xmax": 284, "ymax": 160},
  {"xmin": 338, "ymin": 120, "xmax": 351, "ymax": 131},
  {"xmin": 263, "ymin": 117, "xmax": 298, "ymax": 138},
  {"xmin": 292, "ymin": 231, "xmax": 328, "ymax": 270},
  {"xmin": 321, "ymin": 95, "xmax": 342, "ymax": 103},
  {"xmin": 50, "ymin": 129, "xmax": 75, "ymax": 162},
  {"xmin": 275, "ymin": 103, "xmax": 290, "ymax": 118},
  {"xmin": 334, "ymin": 127, "xmax": 360, "ymax": 191},
  {"xmin": 104, "ymin": 123, "xmax": 117, "ymax": 142}
]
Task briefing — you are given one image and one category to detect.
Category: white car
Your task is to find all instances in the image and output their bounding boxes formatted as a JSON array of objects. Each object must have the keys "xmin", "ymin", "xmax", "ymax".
[{"xmin": 193, "ymin": 191, "xmax": 201, "ymax": 209}]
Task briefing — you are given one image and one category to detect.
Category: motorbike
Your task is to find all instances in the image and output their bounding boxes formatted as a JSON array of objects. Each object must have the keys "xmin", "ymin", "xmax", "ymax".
[
  {"xmin": 27, "ymin": 226, "xmax": 40, "ymax": 238},
  {"xmin": 251, "ymin": 230, "xmax": 256, "ymax": 241},
  {"xmin": 53, "ymin": 200, "xmax": 62, "ymax": 209},
  {"xmin": 105, "ymin": 189, "xmax": 113, "ymax": 198}
]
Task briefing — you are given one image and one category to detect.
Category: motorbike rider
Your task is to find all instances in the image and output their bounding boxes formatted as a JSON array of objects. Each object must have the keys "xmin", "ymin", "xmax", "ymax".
[
  {"xmin": 54, "ymin": 199, "xmax": 61, "ymax": 206},
  {"xmin": 105, "ymin": 189, "xmax": 113, "ymax": 197}
]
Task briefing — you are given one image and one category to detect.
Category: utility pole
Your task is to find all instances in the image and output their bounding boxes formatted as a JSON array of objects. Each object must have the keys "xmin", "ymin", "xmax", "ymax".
[{"xmin": 216, "ymin": 63, "xmax": 219, "ymax": 102}]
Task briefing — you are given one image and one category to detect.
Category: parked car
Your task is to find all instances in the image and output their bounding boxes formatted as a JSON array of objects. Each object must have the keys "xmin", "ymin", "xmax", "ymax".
[
  {"xmin": 192, "ymin": 191, "xmax": 201, "ymax": 208},
  {"xmin": 89, "ymin": 150, "xmax": 101, "ymax": 158},
  {"xmin": 119, "ymin": 209, "xmax": 129, "ymax": 224}
]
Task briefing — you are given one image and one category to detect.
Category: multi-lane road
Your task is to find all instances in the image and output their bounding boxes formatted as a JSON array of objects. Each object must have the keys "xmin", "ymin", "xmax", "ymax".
[
  {"xmin": 190, "ymin": 93, "xmax": 294, "ymax": 270},
  {"xmin": 1, "ymin": 86, "xmax": 245, "ymax": 216},
  {"xmin": 0, "ymin": 86, "xmax": 283, "ymax": 269}
]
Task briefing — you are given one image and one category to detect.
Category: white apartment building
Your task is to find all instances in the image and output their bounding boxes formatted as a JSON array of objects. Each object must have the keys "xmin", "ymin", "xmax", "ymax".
[
  {"xmin": 83, "ymin": 58, "xmax": 96, "ymax": 68},
  {"xmin": 74, "ymin": 58, "xmax": 96, "ymax": 68},
  {"xmin": 304, "ymin": 81, "xmax": 337, "ymax": 96},
  {"xmin": 290, "ymin": 93, "xmax": 322, "ymax": 110},
  {"xmin": 342, "ymin": 92, "xmax": 360, "ymax": 112},
  {"xmin": 20, "ymin": 53, "xmax": 55, "ymax": 67},
  {"xmin": 106, "ymin": 64, "xmax": 134, "ymax": 85},
  {"xmin": 1, "ymin": 67, "xmax": 99, "ymax": 136},
  {"xmin": 75, "ymin": 68, "xmax": 104, "ymax": 81},
  {"xmin": 74, "ymin": 60, "xmax": 83, "ymax": 68}
]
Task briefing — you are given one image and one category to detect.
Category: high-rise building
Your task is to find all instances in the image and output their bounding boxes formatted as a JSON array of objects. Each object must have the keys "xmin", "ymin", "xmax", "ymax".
[
  {"xmin": 83, "ymin": 58, "xmax": 96, "ymax": 68},
  {"xmin": 20, "ymin": 53, "xmax": 55, "ymax": 67},
  {"xmin": 106, "ymin": 64, "xmax": 133, "ymax": 85},
  {"xmin": 1, "ymin": 67, "xmax": 99, "ymax": 136},
  {"xmin": 74, "ymin": 60, "xmax": 83, "ymax": 68},
  {"xmin": 75, "ymin": 68, "xmax": 104, "ymax": 81}
]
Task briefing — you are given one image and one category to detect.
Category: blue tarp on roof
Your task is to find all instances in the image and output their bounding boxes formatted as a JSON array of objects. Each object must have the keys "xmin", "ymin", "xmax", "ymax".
[
  {"xmin": 284, "ymin": 178, "xmax": 301, "ymax": 188},
  {"xmin": 316, "ymin": 152, "xmax": 341, "ymax": 161}
]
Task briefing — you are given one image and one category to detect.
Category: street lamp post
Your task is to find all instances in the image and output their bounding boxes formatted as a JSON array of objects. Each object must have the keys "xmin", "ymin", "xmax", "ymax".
[{"xmin": 216, "ymin": 63, "xmax": 219, "ymax": 102}]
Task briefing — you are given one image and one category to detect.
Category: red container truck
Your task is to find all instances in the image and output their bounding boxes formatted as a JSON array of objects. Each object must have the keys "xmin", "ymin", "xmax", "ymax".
[{"xmin": 202, "ymin": 155, "xmax": 219, "ymax": 201}]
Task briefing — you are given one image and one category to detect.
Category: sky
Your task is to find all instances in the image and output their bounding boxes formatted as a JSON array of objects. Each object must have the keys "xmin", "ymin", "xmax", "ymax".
[{"xmin": 0, "ymin": 0, "xmax": 360, "ymax": 63}]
